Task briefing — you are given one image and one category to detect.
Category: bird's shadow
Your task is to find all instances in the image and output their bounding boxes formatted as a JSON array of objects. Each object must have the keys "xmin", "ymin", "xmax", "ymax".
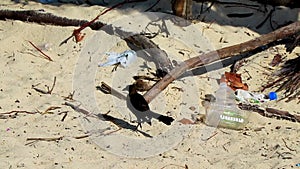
[{"xmin": 96, "ymin": 112, "xmax": 153, "ymax": 138}]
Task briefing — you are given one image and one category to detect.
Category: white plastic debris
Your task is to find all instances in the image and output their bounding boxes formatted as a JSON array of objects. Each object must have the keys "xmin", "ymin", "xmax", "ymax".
[
  {"xmin": 235, "ymin": 89, "xmax": 268, "ymax": 103},
  {"xmin": 98, "ymin": 50, "xmax": 137, "ymax": 69}
]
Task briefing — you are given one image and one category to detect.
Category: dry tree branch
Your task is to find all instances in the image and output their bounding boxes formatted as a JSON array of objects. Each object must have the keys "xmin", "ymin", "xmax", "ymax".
[{"xmin": 143, "ymin": 21, "xmax": 300, "ymax": 103}]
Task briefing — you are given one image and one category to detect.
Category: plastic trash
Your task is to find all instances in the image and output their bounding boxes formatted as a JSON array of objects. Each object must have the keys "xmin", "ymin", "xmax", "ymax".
[
  {"xmin": 98, "ymin": 50, "xmax": 137, "ymax": 68},
  {"xmin": 268, "ymin": 91, "xmax": 277, "ymax": 100},
  {"xmin": 235, "ymin": 89, "xmax": 277, "ymax": 103},
  {"xmin": 205, "ymin": 82, "xmax": 249, "ymax": 130}
]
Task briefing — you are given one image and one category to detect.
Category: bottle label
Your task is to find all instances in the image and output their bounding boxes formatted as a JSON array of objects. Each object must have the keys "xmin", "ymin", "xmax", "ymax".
[{"xmin": 220, "ymin": 111, "xmax": 244, "ymax": 123}]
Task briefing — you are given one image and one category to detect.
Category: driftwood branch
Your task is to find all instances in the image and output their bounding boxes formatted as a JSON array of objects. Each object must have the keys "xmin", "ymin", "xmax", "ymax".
[
  {"xmin": 0, "ymin": 9, "xmax": 105, "ymax": 30},
  {"xmin": 143, "ymin": 21, "xmax": 300, "ymax": 103},
  {"xmin": 238, "ymin": 103, "xmax": 300, "ymax": 123}
]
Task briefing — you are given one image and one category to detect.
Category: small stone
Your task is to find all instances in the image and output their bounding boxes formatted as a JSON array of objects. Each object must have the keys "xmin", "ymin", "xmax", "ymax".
[{"xmin": 189, "ymin": 106, "xmax": 196, "ymax": 111}]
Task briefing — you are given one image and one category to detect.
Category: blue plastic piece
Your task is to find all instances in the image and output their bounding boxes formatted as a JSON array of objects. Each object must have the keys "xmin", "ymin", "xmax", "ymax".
[{"xmin": 268, "ymin": 92, "xmax": 277, "ymax": 100}]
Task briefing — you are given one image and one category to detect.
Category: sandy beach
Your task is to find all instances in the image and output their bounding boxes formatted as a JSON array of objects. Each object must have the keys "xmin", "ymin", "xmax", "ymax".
[{"xmin": 0, "ymin": 0, "xmax": 299, "ymax": 168}]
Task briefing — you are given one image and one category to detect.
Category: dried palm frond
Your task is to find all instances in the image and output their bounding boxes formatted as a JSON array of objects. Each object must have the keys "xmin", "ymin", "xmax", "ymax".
[{"xmin": 262, "ymin": 56, "xmax": 300, "ymax": 102}]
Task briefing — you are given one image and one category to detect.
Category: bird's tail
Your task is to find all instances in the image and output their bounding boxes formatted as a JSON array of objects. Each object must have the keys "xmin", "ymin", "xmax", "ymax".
[{"xmin": 157, "ymin": 115, "xmax": 174, "ymax": 125}]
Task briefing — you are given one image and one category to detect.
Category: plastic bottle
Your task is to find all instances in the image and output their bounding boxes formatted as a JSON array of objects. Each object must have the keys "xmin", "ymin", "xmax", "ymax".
[{"xmin": 205, "ymin": 82, "xmax": 249, "ymax": 130}]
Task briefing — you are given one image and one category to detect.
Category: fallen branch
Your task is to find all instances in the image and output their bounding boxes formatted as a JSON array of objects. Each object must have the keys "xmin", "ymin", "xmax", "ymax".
[
  {"xmin": 266, "ymin": 108, "xmax": 300, "ymax": 122},
  {"xmin": 0, "ymin": 9, "xmax": 104, "ymax": 29},
  {"xmin": 238, "ymin": 103, "xmax": 300, "ymax": 123},
  {"xmin": 143, "ymin": 21, "xmax": 300, "ymax": 103}
]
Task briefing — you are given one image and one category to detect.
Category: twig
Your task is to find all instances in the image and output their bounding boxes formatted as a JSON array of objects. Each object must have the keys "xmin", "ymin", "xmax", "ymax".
[
  {"xmin": 37, "ymin": 106, "xmax": 61, "ymax": 115},
  {"xmin": 26, "ymin": 136, "xmax": 64, "ymax": 142},
  {"xmin": 0, "ymin": 110, "xmax": 37, "ymax": 115},
  {"xmin": 25, "ymin": 134, "xmax": 91, "ymax": 145},
  {"xmin": 73, "ymin": 134, "xmax": 91, "ymax": 139},
  {"xmin": 27, "ymin": 40, "xmax": 53, "ymax": 61},
  {"xmin": 143, "ymin": 21, "xmax": 300, "ymax": 103},
  {"xmin": 201, "ymin": 131, "xmax": 218, "ymax": 141},
  {"xmin": 0, "ymin": 110, "xmax": 36, "ymax": 119},
  {"xmin": 96, "ymin": 82, "xmax": 127, "ymax": 100},
  {"xmin": 282, "ymin": 138, "xmax": 296, "ymax": 152},
  {"xmin": 58, "ymin": 111, "xmax": 68, "ymax": 122},
  {"xmin": 49, "ymin": 76, "xmax": 56, "ymax": 94},
  {"xmin": 32, "ymin": 76, "xmax": 56, "ymax": 95},
  {"xmin": 161, "ymin": 164, "xmax": 188, "ymax": 169},
  {"xmin": 62, "ymin": 91, "xmax": 75, "ymax": 101}
]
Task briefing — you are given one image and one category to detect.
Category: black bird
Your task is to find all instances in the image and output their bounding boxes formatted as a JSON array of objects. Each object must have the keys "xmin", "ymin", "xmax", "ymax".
[{"xmin": 127, "ymin": 84, "xmax": 174, "ymax": 129}]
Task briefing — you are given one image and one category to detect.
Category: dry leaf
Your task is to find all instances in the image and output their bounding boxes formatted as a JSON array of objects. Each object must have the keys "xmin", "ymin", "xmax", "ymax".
[
  {"xmin": 269, "ymin": 54, "xmax": 282, "ymax": 67},
  {"xmin": 178, "ymin": 118, "xmax": 194, "ymax": 124},
  {"xmin": 225, "ymin": 72, "xmax": 248, "ymax": 90}
]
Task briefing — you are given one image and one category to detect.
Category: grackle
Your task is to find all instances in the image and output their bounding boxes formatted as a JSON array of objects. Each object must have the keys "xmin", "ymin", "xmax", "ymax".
[{"xmin": 127, "ymin": 84, "xmax": 174, "ymax": 129}]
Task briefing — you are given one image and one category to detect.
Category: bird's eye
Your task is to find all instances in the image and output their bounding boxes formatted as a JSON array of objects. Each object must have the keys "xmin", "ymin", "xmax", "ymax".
[{"xmin": 125, "ymin": 54, "xmax": 128, "ymax": 59}]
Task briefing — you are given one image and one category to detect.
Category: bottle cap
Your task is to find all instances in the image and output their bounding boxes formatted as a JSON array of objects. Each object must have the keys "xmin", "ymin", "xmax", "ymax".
[{"xmin": 268, "ymin": 92, "xmax": 277, "ymax": 100}]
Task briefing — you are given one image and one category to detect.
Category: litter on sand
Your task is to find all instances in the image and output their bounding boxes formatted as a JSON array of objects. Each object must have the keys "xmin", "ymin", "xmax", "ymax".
[{"xmin": 98, "ymin": 50, "xmax": 137, "ymax": 69}]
